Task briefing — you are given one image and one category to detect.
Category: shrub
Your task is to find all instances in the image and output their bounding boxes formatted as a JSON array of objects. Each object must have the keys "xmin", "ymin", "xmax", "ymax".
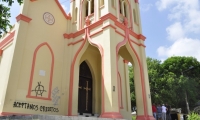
[{"xmin": 187, "ymin": 112, "xmax": 200, "ymax": 120}]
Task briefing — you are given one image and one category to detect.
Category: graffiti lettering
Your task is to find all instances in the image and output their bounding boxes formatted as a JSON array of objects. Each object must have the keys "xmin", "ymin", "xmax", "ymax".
[
  {"xmin": 13, "ymin": 102, "xmax": 59, "ymax": 112},
  {"xmin": 52, "ymin": 87, "xmax": 60, "ymax": 106}
]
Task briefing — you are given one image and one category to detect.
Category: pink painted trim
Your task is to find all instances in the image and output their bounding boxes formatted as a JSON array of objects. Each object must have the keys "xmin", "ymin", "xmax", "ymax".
[
  {"xmin": 63, "ymin": 29, "xmax": 85, "ymax": 39},
  {"xmin": 27, "ymin": 42, "xmax": 54, "ymax": 101},
  {"xmin": 16, "ymin": 14, "xmax": 32, "ymax": 23},
  {"xmin": 100, "ymin": 112, "xmax": 123, "ymax": 118},
  {"xmin": 55, "ymin": 0, "xmax": 71, "ymax": 20},
  {"xmin": 102, "ymin": 24, "xmax": 116, "ymax": 30},
  {"xmin": 90, "ymin": 30, "xmax": 103, "ymax": 37},
  {"xmin": 130, "ymin": 39, "xmax": 146, "ymax": 47},
  {"xmin": 0, "ymin": 31, "xmax": 15, "ymax": 49},
  {"xmin": 0, "ymin": 49, "xmax": 3, "ymax": 56},
  {"xmin": 138, "ymin": 34, "xmax": 146, "ymax": 41},
  {"xmin": 128, "ymin": 36, "xmax": 147, "ymax": 116},
  {"xmin": 115, "ymin": 30, "xmax": 125, "ymax": 37},
  {"xmin": 63, "ymin": 13, "xmax": 145, "ymax": 41},
  {"xmin": 0, "ymin": 112, "xmax": 32, "ymax": 116},
  {"xmin": 68, "ymin": 29, "xmax": 87, "ymax": 116},
  {"xmin": 123, "ymin": 59, "xmax": 129, "ymax": 64},
  {"xmin": 118, "ymin": 72, "xmax": 123, "ymax": 109},
  {"xmin": 26, "ymin": 96, "xmax": 51, "ymax": 100},
  {"xmin": 68, "ymin": 39, "xmax": 84, "ymax": 46},
  {"xmin": 86, "ymin": 27, "xmax": 105, "ymax": 113},
  {"xmin": 116, "ymin": 22, "xmax": 129, "ymax": 112},
  {"xmin": 30, "ymin": 0, "xmax": 37, "ymax": 2}
]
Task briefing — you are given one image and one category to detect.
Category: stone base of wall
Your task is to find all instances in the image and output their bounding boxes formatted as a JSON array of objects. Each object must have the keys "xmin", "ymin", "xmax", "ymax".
[{"xmin": 0, "ymin": 115, "xmax": 126, "ymax": 120}]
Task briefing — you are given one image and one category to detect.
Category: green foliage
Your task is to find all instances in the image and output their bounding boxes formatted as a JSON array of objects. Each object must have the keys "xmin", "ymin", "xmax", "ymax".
[
  {"xmin": 132, "ymin": 116, "xmax": 136, "ymax": 120},
  {"xmin": 187, "ymin": 112, "xmax": 200, "ymax": 120},
  {"xmin": 129, "ymin": 56, "xmax": 200, "ymax": 113},
  {"xmin": 129, "ymin": 65, "xmax": 136, "ymax": 107},
  {"xmin": 0, "ymin": 0, "xmax": 23, "ymax": 37}
]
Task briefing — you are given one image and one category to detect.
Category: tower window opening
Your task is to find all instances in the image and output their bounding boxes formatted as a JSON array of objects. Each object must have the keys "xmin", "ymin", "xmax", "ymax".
[
  {"xmin": 119, "ymin": 0, "xmax": 122, "ymax": 14},
  {"xmin": 133, "ymin": 9, "xmax": 138, "ymax": 24},
  {"xmin": 75, "ymin": 7, "xmax": 78, "ymax": 21},
  {"xmin": 91, "ymin": 0, "xmax": 94, "ymax": 14},
  {"xmin": 100, "ymin": 0, "xmax": 104, "ymax": 7},
  {"xmin": 86, "ymin": 1, "xmax": 89, "ymax": 16},
  {"xmin": 85, "ymin": 0, "xmax": 94, "ymax": 17},
  {"xmin": 111, "ymin": 0, "xmax": 115, "ymax": 7},
  {"xmin": 124, "ymin": 2, "xmax": 127, "ymax": 17}
]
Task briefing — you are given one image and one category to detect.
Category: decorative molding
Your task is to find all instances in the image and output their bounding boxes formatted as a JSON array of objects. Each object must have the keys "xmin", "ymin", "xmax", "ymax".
[
  {"xmin": 43, "ymin": 12, "xmax": 55, "ymax": 25},
  {"xmin": 30, "ymin": 0, "xmax": 37, "ymax": 2},
  {"xmin": 27, "ymin": 42, "xmax": 54, "ymax": 101},
  {"xmin": 123, "ymin": 60, "xmax": 129, "ymax": 64},
  {"xmin": 16, "ymin": 14, "xmax": 32, "ymax": 23},
  {"xmin": 0, "ymin": 31, "xmax": 15, "ymax": 49},
  {"xmin": 0, "ymin": 49, "xmax": 3, "ymax": 56},
  {"xmin": 68, "ymin": 39, "xmax": 84, "ymax": 46}
]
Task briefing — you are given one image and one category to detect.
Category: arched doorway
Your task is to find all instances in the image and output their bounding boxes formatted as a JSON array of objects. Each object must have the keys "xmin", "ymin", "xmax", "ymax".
[{"xmin": 78, "ymin": 61, "xmax": 93, "ymax": 114}]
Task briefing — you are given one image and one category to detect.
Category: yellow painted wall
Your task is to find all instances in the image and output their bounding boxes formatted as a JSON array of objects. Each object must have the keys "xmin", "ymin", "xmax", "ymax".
[{"xmin": 0, "ymin": 44, "xmax": 14, "ymax": 113}]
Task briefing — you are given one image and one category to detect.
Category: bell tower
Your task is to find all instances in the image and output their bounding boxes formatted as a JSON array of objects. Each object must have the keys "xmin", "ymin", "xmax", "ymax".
[
  {"xmin": 68, "ymin": 0, "xmax": 155, "ymax": 120},
  {"xmin": 70, "ymin": 0, "xmax": 142, "ymax": 33}
]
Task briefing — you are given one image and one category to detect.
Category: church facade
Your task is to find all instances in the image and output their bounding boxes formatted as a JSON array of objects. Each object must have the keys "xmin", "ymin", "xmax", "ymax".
[{"xmin": 0, "ymin": 0, "xmax": 154, "ymax": 120}]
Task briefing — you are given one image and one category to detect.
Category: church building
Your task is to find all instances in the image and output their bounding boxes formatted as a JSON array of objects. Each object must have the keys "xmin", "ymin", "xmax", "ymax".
[{"xmin": 0, "ymin": 0, "xmax": 154, "ymax": 120}]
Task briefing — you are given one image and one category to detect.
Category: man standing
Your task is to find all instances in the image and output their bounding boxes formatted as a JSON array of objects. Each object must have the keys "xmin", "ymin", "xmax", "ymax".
[
  {"xmin": 157, "ymin": 104, "xmax": 162, "ymax": 120},
  {"xmin": 166, "ymin": 104, "xmax": 171, "ymax": 120},
  {"xmin": 152, "ymin": 103, "xmax": 157, "ymax": 119},
  {"xmin": 162, "ymin": 104, "xmax": 167, "ymax": 120}
]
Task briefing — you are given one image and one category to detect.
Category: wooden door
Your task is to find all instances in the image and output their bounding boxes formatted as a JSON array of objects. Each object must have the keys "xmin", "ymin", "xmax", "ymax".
[{"xmin": 78, "ymin": 61, "xmax": 92, "ymax": 114}]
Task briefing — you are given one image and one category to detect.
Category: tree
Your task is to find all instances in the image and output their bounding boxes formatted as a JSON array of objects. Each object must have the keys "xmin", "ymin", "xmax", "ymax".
[
  {"xmin": 0, "ymin": 0, "xmax": 23, "ymax": 37},
  {"xmin": 128, "ymin": 65, "xmax": 136, "ymax": 108},
  {"xmin": 146, "ymin": 57, "xmax": 163, "ymax": 104},
  {"xmin": 161, "ymin": 56, "xmax": 200, "ymax": 113}
]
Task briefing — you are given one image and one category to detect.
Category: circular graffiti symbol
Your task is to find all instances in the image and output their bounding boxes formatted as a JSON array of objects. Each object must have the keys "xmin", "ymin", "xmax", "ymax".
[{"xmin": 32, "ymin": 82, "xmax": 46, "ymax": 97}]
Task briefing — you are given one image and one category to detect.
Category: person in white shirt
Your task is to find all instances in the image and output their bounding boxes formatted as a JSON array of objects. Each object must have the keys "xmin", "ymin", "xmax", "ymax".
[{"xmin": 162, "ymin": 104, "xmax": 167, "ymax": 120}]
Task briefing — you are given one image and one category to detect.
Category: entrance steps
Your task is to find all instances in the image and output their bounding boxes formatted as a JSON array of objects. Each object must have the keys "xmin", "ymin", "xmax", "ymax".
[
  {"xmin": 0, "ymin": 114, "xmax": 126, "ymax": 120},
  {"xmin": 78, "ymin": 113, "xmax": 99, "ymax": 117}
]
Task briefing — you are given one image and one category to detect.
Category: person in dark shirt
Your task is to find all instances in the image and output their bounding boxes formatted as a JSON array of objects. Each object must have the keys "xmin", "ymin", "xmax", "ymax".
[
  {"xmin": 157, "ymin": 104, "xmax": 162, "ymax": 120},
  {"xmin": 166, "ymin": 103, "xmax": 171, "ymax": 120}
]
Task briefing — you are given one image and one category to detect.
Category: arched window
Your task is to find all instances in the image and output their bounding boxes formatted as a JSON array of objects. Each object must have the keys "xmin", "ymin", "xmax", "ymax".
[
  {"xmin": 119, "ymin": 0, "xmax": 122, "ymax": 14},
  {"xmin": 86, "ymin": 1, "xmax": 89, "ymax": 16},
  {"xmin": 91, "ymin": 0, "xmax": 94, "ymax": 14},
  {"xmin": 111, "ymin": 0, "xmax": 115, "ymax": 7},
  {"xmin": 133, "ymin": 9, "xmax": 137, "ymax": 24},
  {"xmin": 119, "ymin": 0, "xmax": 128, "ymax": 18},
  {"xmin": 100, "ymin": 0, "xmax": 104, "ymax": 7},
  {"xmin": 85, "ymin": 0, "xmax": 94, "ymax": 17},
  {"xmin": 75, "ymin": 7, "xmax": 78, "ymax": 21},
  {"xmin": 124, "ymin": 2, "xmax": 127, "ymax": 17}
]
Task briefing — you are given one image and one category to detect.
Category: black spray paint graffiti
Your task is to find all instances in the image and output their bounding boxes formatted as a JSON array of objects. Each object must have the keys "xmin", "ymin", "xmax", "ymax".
[
  {"xmin": 13, "ymin": 102, "xmax": 59, "ymax": 112},
  {"xmin": 32, "ymin": 82, "xmax": 46, "ymax": 96},
  {"xmin": 52, "ymin": 87, "xmax": 60, "ymax": 106}
]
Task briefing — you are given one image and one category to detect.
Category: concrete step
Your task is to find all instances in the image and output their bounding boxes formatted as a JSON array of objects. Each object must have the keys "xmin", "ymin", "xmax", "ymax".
[{"xmin": 0, "ymin": 114, "xmax": 126, "ymax": 120}]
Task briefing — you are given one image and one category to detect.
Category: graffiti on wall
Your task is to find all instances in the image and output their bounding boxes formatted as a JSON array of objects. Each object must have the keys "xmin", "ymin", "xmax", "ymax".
[
  {"xmin": 13, "ymin": 102, "xmax": 59, "ymax": 112},
  {"xmin": 52, "ymin": 87, "xmax": 60, "ymax": 106},
  {"xmin": 32, "ymin": 82, "xmax": 46, "ymax": 96}
]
